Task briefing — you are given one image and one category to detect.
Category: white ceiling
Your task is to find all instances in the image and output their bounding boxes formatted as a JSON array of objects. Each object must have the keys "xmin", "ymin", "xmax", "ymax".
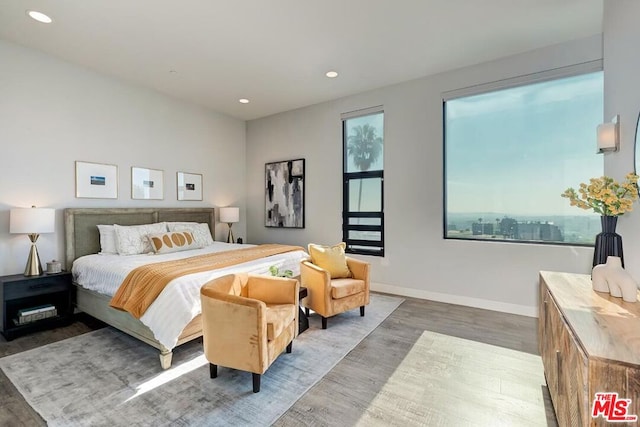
[{"xmin": 0, "ymin": 1, "xmax": 603, "ymax": 121}]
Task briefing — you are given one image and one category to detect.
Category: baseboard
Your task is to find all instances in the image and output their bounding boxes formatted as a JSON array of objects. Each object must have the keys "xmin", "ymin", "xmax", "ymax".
[{"xmin": 370, "ymin": 282, "xmax": 537, "ymax": 318}]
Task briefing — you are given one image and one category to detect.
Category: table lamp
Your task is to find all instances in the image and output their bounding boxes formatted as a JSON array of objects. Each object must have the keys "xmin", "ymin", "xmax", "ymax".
[
  {"xmin": 219, "ymin": 207, "xmax": 239, "ymax": 243},
  {"xmin": 10, "ymin": 206, "xmax": 55, "ymax": 276}
]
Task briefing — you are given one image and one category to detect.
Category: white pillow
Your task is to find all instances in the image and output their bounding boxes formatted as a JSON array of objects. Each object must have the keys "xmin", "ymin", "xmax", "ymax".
[
  {"xmin": 166, "ymin": 221, "xmax": 195, "ymax": 229},
  {"xmin": 114, "ymin": 222, "xmax": 167, "ymax": 255},
  {"xmin": 96, "ymin": 224, "xmax": 118, "ymax": 254},
  {"xmin": 167, "ymin": 222, "xmax": 214, "ymax": 247}
]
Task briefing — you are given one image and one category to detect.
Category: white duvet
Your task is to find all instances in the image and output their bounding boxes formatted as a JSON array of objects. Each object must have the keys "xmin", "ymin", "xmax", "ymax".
[{"xmin": 72, "ymin": 242, "xmax": 308, "ymax": 350}]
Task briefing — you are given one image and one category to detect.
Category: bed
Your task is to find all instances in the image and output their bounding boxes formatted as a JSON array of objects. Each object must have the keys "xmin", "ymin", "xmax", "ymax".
[{"xmin": 64, "ymin": 207, "xmax": 307, "ymax": 369}]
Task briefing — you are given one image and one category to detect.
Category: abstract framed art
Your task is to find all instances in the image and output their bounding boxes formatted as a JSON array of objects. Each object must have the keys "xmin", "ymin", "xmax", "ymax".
[
  {"xmin": 131, "ymin": 167, "xmax": 164, "ymax": 200},
  {"xmin": 75, "ymin": 161, "xmax": 118, "ymax": 199},
  {"xmin": 265, "ymin": 158, "xmax": 305, "ymax": 228},
  {"xmin": 177, "ymin": 171, "xmax": 203, "ymax": 201}
]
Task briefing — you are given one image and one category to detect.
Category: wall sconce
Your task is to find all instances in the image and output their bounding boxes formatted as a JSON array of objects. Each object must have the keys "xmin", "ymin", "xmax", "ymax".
[
  {"xmin": 597, "ymin": 115, "xmax": 619, "ymax": 153},
  {"xmin": 10, "ymin": 206, "xmax": 55, "ymax": 276},
  {"xmin": 219, "ymin": 207, "xmax": 239, "ymax": 243}
]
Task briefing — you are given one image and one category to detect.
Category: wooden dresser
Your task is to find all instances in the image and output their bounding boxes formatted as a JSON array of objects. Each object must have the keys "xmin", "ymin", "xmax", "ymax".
[{"xmin": 539, "ymin": 271, "xmax": 640, "ymax": 426}]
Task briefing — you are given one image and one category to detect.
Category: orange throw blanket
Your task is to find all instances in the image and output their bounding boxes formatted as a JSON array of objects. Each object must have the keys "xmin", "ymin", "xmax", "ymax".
[{"xmin": 110, "ymin": 244, "xmax": 304, "ymax": 318}]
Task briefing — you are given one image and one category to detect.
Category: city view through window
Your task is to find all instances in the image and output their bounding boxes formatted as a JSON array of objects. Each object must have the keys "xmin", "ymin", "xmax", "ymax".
[{"xmin": 444, "ymin": 71, "xmax": 604, "ymax": 245}]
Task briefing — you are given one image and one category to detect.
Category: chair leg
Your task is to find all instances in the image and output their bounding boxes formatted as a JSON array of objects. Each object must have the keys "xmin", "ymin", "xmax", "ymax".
[
  {"xmin": 286, "ymin": 341, "xmax": 292, "ymax": 353},
  {"xmin": 305, "ymin": 307, "xmax": 309, "ymax": 316},
  {"xmin": 321, "ymin": 316, "xmax": 327, "ymax": 329},
  {"xmin": 210, "ymin": 363, "xmax": 217, "ymax": 379},
  {"xmin": 360, "ymin": 306, "xmax": 365, "ymax": 317},
  {"xmin": 253, "ymin": 373, "xmax": 261, "ymax": 393}
]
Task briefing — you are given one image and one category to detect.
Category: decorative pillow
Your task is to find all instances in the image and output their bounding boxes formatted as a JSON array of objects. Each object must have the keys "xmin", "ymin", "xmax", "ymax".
[
  {"xmin": 308, "ymin": 242, "xmax": 352, "ymax": 279},
  {"xmin": 147, "ymin": 231, "xmax": 201, "ymax": 254},
  {"xmin": 167, "ymin": 222, "xmax": 215, "ymax": 247},
  {"xmin": 114, "ymin": 222, "xmax": 167, "ymax": 255},
  {"xmin": 96, "ymin": 224, "xmax": 118, "ymax": 254}
]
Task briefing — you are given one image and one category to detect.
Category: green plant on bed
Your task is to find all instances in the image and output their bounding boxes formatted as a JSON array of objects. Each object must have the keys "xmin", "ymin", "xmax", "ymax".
[{"xmin": 269, "ymin": 265, "xmax": 293, "ymax": 278}]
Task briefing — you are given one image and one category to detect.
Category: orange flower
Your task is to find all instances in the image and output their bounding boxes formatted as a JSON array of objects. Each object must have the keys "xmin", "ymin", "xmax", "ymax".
[{"xmin": 561, "ymin": 174, "xmax": 639, "ymax": 216}]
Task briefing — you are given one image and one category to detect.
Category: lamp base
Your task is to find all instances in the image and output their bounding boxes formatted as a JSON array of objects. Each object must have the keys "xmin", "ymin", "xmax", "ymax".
[
  {"xmin": 226, "ymin": 223, "xmax": 235, "ymax": 244},
  {"xmin": 24, "ymin": 234, "xmax": 43, "ymax": 276}
]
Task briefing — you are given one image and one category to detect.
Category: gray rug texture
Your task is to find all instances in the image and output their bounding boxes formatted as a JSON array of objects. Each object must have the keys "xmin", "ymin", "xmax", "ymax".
[{"xmin": 0, "ymin": 294, "xmax": 403, "ymax": 427}]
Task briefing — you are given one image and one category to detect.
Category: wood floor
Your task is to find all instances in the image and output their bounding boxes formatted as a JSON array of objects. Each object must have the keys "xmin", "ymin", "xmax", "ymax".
[{"xmin": 0, "ymin": 297, "xmax": 558, "ymax": 426}]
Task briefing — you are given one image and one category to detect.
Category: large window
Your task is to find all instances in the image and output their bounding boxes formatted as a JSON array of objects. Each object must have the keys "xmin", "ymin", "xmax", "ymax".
[
  {"xmin": 444, "ymin": 69, "xmax": 603, "ymax": 245},
  {"xmin": 342, "ymin": 108, "xmax": 384, "ymax": 256}
]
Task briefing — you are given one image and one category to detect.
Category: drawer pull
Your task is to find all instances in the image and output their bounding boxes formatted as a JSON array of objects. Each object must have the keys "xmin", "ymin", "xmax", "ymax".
[{"xmin": 28, "ymin": 283, "xmax": 52, "ymax": 290}]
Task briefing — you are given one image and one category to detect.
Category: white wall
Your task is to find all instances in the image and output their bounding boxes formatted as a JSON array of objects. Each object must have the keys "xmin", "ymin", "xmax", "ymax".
[
  {"xmin": 603, "ymin": 0, "xmax": 640, "ymax": 281},
  {"xmin": 0, "ymin": 40, "xmax": 247, "ymax": 275},
  {"xmin": 246, "ymin": 35, "xmax": 603, "ymax": 316}
]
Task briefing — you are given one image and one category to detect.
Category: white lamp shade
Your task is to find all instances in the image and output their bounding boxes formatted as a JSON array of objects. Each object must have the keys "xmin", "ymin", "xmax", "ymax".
[
  {"xmin": 220, "ymin": 207, "xmax": 239, "ymax": 223},
  {"xmin": 10, "ymin": 208, "xmax": 55, "ymax": 234}
]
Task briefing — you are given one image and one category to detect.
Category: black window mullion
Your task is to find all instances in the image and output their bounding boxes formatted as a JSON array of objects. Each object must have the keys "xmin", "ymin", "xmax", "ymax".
[
  {"xmin": 344, "ymin": 170, "xmax": 383, "ymax": 180},
  {"xmin": 345, "ymin": 211, "xmax": 383, "ymax": 219},
  {"xmin": 347, "ymin": 224, "xmax": 381, "ymax": 232}
]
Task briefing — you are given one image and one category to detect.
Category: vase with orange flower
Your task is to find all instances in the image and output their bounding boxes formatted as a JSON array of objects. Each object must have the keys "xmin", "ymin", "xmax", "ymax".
[{"xmin": 561, "ymin": 173, "xmax": 639, "ymax": 267}]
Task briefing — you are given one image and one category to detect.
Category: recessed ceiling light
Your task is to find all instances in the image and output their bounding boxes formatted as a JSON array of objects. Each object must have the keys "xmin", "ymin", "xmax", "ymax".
[
  {"xmin": 325, "ymin": 71, "xmax": 338, "ymax": 78},
  {"xmin": 239, "ymin": 98, "xmax": 250, "ymax": 104},
  {"xmin": 27, "ymin": 10, "xmax": 53, "ymax": 24}
]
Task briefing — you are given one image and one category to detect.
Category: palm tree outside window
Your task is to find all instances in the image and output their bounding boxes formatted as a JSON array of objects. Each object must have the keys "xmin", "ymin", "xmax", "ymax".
[{"xmin": 342, "ymin": 108, "xmax": 384, "ymax": 256}]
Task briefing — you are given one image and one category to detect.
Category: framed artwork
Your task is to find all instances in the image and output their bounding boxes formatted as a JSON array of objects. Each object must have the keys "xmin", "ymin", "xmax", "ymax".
[
  {"xmin": 265, "ymin": 158, "xmax": 305, "ymax": 228},
  {"xmin": 75, "ymin": 161, "xmax": 118, "ymax": 199},
  {"xmin": 177, "ymin": 172, "xmax": 203, "ymax": 201},
  {"xmin": 131, "ymin": 167, "xmax": 164, "ymax": 200}
]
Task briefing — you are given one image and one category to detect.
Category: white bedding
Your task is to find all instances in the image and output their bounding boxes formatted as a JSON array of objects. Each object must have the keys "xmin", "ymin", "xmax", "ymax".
[{"xmin": 72, "ymin": 242, "xmax": 308, "ymax": 350}]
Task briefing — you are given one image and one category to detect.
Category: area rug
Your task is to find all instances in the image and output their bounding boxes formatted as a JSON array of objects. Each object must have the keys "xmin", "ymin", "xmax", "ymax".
[
  {"xmin": 354, "ymin": 331, "xmax": 550, "ymax": 426},
  {"xmin": 0, "ymin": 294, "xmax": 403, "ymax": 427}
]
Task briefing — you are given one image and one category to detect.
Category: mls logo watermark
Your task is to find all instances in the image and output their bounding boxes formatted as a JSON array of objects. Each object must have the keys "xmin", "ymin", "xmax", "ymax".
[{"xmin": 592, "ymin": 392, "xmax": 638, "ymax": 422}]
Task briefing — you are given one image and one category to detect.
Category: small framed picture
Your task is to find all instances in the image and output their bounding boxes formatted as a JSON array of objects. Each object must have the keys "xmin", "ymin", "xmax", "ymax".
[
  {"xmin": 75, "ymin": 161, "xmax": 118, "ymax": 199},
  {"xmin": 131, "ymin": 167, "xmax": 164, "ymax": 200},
  {"xmin": 177, "ymin": 172, "xmax": 203, "ymax": 201}
]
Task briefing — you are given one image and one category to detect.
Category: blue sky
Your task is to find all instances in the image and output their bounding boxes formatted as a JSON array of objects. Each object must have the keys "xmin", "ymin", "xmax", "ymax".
[{"xmin": 445, "ymin": 71, "xmax": 604, "ymax": 216}]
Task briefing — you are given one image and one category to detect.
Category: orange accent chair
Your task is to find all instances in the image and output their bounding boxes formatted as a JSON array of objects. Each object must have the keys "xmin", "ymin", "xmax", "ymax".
[
  {"xmin": 200, "ymin": 273, "xmax": 299, "ymax": 393},
  {"xmin": 300, "ymin": 257, "xmax": 370, "ymax": 329}
]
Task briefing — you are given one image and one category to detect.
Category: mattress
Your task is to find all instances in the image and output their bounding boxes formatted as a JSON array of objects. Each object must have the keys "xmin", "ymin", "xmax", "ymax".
[{"xmin": 72, "ymin": 242, "xmax": 308, "ymax": 349}]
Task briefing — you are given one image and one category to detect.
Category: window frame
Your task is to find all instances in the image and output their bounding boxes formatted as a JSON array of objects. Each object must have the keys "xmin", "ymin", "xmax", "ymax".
[
  {"xmin": 342, "ymin": 107, "xmax": 385, "ymax": 256},
  {"xmin": 442, "ymin": 61, "xmax": 603, "ymax": 246}
]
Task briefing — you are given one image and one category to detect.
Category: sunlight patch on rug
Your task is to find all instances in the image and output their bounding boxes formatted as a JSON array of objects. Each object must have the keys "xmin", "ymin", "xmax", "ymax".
[{"xmin": 124, "ymin": 354, "xmax": 207, "ymax": 403}]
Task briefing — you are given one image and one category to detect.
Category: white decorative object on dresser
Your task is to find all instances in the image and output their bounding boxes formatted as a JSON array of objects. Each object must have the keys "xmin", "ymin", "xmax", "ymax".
[
  {"xmin": 539, "ymin": 271, "xmax": 640, "ymax": 427},
  {"xmin": 591, "ymin": 256, "xmax": 638, "ymax": 302}
]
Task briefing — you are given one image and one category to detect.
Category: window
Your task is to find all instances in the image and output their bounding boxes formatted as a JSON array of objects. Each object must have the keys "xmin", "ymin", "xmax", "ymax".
[
  {"xmin": 444, "ymin": 69, "xmax": 603, "ymax": 245},
  {"xmin": 342, "ymin": 108, "xmax": 384, "ymax": 256}
]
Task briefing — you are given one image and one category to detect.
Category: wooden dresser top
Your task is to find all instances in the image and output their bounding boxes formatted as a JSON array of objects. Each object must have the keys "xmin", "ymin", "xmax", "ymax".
[{"xmin": 540, "ymin": 270, "xmax": 640, "ymax": 367}]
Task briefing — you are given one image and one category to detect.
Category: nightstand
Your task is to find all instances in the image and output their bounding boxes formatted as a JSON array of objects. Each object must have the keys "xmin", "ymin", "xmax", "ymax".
[{"xmin": 0, "ymin": 271, "xmax": 73, "ymax": 340}]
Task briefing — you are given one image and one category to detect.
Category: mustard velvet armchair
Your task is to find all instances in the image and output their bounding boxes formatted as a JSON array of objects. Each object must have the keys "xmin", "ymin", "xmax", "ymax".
[
  {"xmin": 300, "ymin": 257, "xmax": 370, "ymax": 329},
  {"xmin": 200, "ymin": 273, "xmax": 299, "ymax": 393}
]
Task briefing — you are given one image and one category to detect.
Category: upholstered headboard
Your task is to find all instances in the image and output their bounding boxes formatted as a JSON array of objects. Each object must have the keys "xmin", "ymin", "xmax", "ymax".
[{"xmin": 64, "ymin": 207, "xmax": 216, "ymax": 268}]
